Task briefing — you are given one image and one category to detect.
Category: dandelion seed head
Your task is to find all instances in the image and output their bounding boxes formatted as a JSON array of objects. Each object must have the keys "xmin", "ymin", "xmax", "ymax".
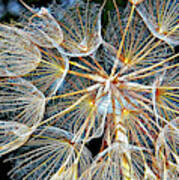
[{"xmin": 0, "ymin": 0, "xmax": 178, "ymax": 179}]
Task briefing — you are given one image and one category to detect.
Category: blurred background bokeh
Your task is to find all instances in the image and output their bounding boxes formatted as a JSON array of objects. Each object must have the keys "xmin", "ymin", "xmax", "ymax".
[
  {"xmin": 0, "ymin": 0, "xmax": 53, "ymax": 21},
  {"xmin": 0, "ymin": 0, "xmax": 128, "ymax": 22}
]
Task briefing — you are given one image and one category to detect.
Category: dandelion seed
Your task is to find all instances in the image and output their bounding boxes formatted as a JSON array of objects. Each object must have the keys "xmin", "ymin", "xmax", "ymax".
[
  {"xmin": 7, "ymin": 126, "xmax": 92, "ymax": 180},
  {"xmin": 155, "ymin": 118, "xmax": 179, "ymax": 179},
  {"xmin": 45, "ymin": 75, "xmax": 110, "ymax": 142},
  {"xmin": 0, "ymin": 121, "xmax": 32, "ymax": 156},
  {"xmin": 0, "ymin": 77, "xmax": 45, "ymax": 155},
  {"xmin": 49, "ymin": 0, "xmax": 105, "ymax": 57},
  {"xmin": 0, "ymin": 24, "xmax": 41, "ymax": 76},
  {"xmin": 104, "ymin": 7, "xmax": 173, "ymax": 74},
  {"xmin": 152, "ymin": 68, "xmax": 179, "ymax": 125},
  {"xmin": 0, "ymin": 77, "xmax": 45, "ymax": 127},
  {"xmin": 80, "ymin": 143, "xmax": 147, "ymax": 180},
  {"xmin": 26, "ymin": 48, "xmax": 69, "ymax": 97},
  {"xmin": 136, "ymin": 0, "xmax": 179, "ymax": 46},
  {"xmin": 21, "ymin": 2, "xmax": 64, "ymax": 48}
]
